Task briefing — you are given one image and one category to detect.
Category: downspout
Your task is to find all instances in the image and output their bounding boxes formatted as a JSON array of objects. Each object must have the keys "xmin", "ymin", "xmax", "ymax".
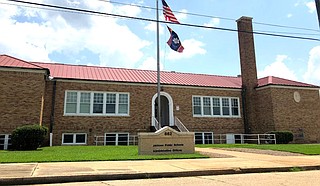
[
  {"xmin": 241, "ymin": 86, "xmax": 249, "ymax": 133},
  {"xmin": 49, "ymin": 80, "xmax": 57, "ymax": 146}
]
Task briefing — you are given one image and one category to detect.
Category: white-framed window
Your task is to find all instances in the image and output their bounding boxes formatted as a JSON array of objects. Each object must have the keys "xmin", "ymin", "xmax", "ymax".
[
  {"xmin": 105, "ymin": 133, "xmax": 129, "ymax": 146},
  {"xmin": 0, "ymin": 134, "xmax": 11, "ymax": 150},
  {"xmin": 62, "ymin": 133, "xmax": 87, "ymax": 145},
  {"xmin": 194, "ymin": 132, "xmax": 213, "ymax": 144},
  {"xmin": 192, "ymin": 96, "xmax": 240, "ymax": 117},
  {"xmin": 64, "ymin": 91, "xmax": 130, "ymax": 116}
]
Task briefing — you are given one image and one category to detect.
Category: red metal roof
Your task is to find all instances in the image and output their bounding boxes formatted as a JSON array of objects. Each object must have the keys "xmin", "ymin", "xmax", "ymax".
[
  {"xmin": 257, "ymin": 76, "xmax": 318, "ymax": 88},
  {"xmin": 32, "ymin": 62, "xmax": 243, "ymax": 88},
  {"xmin": 0, "ymin": 55, "xmax": 44, "ymax": 69},
  {"xmin": 1, "ymin": 55, "xmax": 318, "ymax": 89}
]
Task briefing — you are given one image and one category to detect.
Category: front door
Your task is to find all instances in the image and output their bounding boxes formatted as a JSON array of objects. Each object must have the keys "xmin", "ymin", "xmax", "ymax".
[
  {"xmin": 155, "ymin": 95, "xmax": 169, "ymax": 127},
  {"xmin": 152, "ymin": 92, "xmax": 174, "ymax": 127}
]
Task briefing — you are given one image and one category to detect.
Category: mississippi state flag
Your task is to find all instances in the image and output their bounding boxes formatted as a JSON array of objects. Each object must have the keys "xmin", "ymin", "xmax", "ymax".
[
  {"xmin": 167, "ymin": 26, "xmax": 184, "ymax": 53},
  {"xmin": 162, "ymin": 0, "xmax": 180, "ymax": 24}
]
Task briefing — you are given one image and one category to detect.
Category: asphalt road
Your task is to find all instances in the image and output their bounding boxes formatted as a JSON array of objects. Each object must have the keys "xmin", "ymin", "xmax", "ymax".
[{"xmin": 30, "ymin": 170, "xmax": 320, "ymax": 186}]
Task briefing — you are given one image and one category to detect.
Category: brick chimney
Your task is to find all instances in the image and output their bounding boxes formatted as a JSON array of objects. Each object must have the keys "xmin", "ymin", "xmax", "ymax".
[{"xmin": 237, "ymin": 16, "xmax": 258, "ymax": 133}]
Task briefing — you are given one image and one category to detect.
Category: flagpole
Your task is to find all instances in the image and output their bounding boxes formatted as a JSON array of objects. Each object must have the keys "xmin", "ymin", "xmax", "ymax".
[
  {"xmin": 156, "ymin": 0, "xmax": 161, "ymax": 128},
  {"xmin": 315, "ymin": 0, "xmax": 320, "ymax": 28}
]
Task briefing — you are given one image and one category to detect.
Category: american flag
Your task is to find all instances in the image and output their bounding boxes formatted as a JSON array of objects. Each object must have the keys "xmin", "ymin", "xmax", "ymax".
[{"xmin": 162, "ymin": 0, "xmax": 180, "ymax": 24}]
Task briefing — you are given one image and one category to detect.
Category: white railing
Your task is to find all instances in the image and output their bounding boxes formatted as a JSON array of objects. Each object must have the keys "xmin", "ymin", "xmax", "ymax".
[
  {"xmin": 152, "ymin": 117, "xmax": 161, "ymax": 131},
  {"xmin": 174, "ymin": 117, "xmax": 189, "ymax": 132},
  {"xmin": 210, "ymin": 133, "xmax": 276, "ymax": 145},
  {"xmin": 94, "ymin": 135, "xmax": 138, "ymax": 146}
]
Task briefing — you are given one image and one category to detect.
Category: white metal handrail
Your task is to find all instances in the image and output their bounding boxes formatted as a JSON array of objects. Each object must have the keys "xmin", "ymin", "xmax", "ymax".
[
  {"xmin": 94, "ymin": 135, "xmax": 138, "ymax": 146},
  {"xmin": 211, "ymin": 133, "xmax": 276, "ymax": 145},
  {"xmin": 174, "ymin": 117, "xmax": 189, "ymax": 132},
  {"xmin": 152, "ymin": 117, "xmax": 161, "ymax": 131}
]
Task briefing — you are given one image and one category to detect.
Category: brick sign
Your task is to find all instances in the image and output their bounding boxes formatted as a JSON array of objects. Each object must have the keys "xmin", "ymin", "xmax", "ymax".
[{"xmin": 138, "ymin": 127, "xmax": 195, "ymax": 155}]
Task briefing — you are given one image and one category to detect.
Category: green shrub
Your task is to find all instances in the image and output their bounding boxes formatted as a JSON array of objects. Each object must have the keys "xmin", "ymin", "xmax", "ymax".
[
  {"xmin": 11, "ymin": 125, "xmax": 48, "ymax": 150},
  {"xmin": 268, "ymin": 131, "xmax": 294, "ymax": 144}
]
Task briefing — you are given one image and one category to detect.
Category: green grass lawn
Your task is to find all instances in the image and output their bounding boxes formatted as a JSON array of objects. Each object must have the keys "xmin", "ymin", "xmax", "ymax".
[
  {"xmin": 0, "ymin": 146, "xmax": 206, "ymax": 163},
  {"xmin": 197, "ymin": 144, "xmax": 320, "ymax": 155},
  {"xmin": 1, "ymin": 144, "xmax": 319, "ymax": 163}
]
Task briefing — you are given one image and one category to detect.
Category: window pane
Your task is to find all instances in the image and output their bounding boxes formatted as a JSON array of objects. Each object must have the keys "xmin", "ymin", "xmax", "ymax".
[
  {"xmin": 0, "ymin": 135, "xmax": 4, "ymax": 150},
  {"xmin": 222, "ymin": 98, "xmax": 230, "ymax": 116},
  {"xmin": 80, "ymin": 93, "xmax": 90, "ymax": 103},
  {"xmin": 80, "ymin": 92, "xmax": 90, "ymax": 113},
  {"xmin": 75, "ymin": 134, "xmax": 86, "ymax": 143},
  {"xmin": 204, "ymin": 133, "xmax": 213, "ymax": 144},
  {"xmin": 106, "ymin": 104, "xmax": 116, "ymax": 113},
  {"xmin": 231, "ymin": 98, "xmax": 239, "ymax": 116},
  {"xmin": 93, "ymin": 104, "xmax": 103, "ymax": 113},
  {"xmin": 63, "ymin": 134, "xmax": 74, "ymax": 143},
  {"xmin": 106, "ymin": 94, "xmax": 116, "ymax": 103},
  {"xmin": 105, "ymin": 134, "xmax": 116, "ymax": 145},
  {"xmin": 106, "ymin": 94, "xmax": 116, "ymax": 114},
  {"xmin": 118, "ymin": 134, "xmax": 129, "ymax": 145},
  {"xmin": 119, "ymin": 94, "xmax": 128, "ymax": 104},
  {"xmin": 212, "ymin": 98, "xmax": 221, "ymax": 115},
  {"xmin": 66, "ymin": 92, "xmax": 77, "ymax": 102},
  {"xmin": 193, "ymin": 97, "xmax": 202, "ymax": 115},
  {"xmin": 223, "ymin": 107, "xmax": 230, "ymax": 115},
  {"xmin": 66, "ymin": 103, "xmax": 77, "ymax": 113},
  {"xmin": 93, "ymin": 93, "xmax": 103, "ymax": 114},
  {"xmin": 194, "ymin": 133, "xmax": 203, "ymax": 144},
  {"xmin": 80, "ymin": 93, "xmax": 91, "ymax": 114},
  {"xmin": 66, "ymin": 92, "xmax": 77, "ymax": 114},
  {"xmin": 118, "ymin": 94, "xmax": 129, "ymax": 114},
  {"xmin": 80, "ymin": 104, "xmax": 90, "ymax": 113},
  {"xmin": 7, "ymin": 135, "xmax": 12, "ymax": 149},
  {"xmin": 203, "ymin": 97, "xmax": 211, "ymax": 115},
  {"xmin": 118, "ymin": 104, "xmax": 128, "ymax": 114}
]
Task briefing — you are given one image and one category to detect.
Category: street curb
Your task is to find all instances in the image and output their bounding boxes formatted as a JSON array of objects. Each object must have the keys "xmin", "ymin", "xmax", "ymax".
[{"xmin": 1, "ymin": 165, "xmax": 320, "ymax": 185}]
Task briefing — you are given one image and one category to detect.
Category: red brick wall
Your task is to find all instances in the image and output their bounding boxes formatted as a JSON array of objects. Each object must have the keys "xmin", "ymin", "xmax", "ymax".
[
  {"xmin": 254, "ymin": 88, "xmax": 275, "ymax": 133},
  {"xmin": 254, "ymin": 86, "xmax": 320, "ymax": 143},
  {"xmin": 0, "ymin": 69, "xmax": 46, "ymax": 133},
  {"xmin": 268, "ymin": 87, "xmax": 320, "ymax": 143},
  {"xmin": 49, "ymin": 80, "xmax": 244, "ymax": 145}
]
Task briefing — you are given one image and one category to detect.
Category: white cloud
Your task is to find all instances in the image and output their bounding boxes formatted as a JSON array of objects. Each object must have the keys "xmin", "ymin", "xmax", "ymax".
[
  {"xmin": 258, "ymin": 55, "xmax": 297, "ymax": 81},
  {"xmin": 176, "ymin": 9, "xmax": 188, "ymax": 22},
  {"xmin": 0, "ymin": 1, "xmax": 150, "ymax": 68},
  {"xmin": 114, "ymin": 4, "xmax": 141, "ymax": 17},
  {"xmin": 167, "ymin": 39, "xmax": 206, "ymax": 60},
  {"xmin": 303, "ymin": 46, "xmax": 320, "ymax": 85},
  {"xmin": 287, "ymin": 13, "xmax": 293, "ymax": 18},
  {"xmin": 144, "ymin": 22, "xmax": 164, "ymax": 35},
  {"xmin": 306, "ymin": 1, "xmax": 316, "ymax": 13},
  {"xmin": 138, "ymin": 57, "xmax": 164, "ymax": 71},
  {"xmin": 203, "ymin": 18, "xmax": 220, "ymax": 27}
]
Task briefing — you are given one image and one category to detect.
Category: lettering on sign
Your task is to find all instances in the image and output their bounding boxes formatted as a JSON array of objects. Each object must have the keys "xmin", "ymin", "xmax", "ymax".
[{"xmin": 138, "ymin": 126, "xmax": 195, "ymax": 155}]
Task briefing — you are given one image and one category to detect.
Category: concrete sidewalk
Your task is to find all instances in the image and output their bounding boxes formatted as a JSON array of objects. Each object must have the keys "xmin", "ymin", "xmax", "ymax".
[{"xmin": 1, "ymin": 148, "xmax": 320, "ymax": 185}]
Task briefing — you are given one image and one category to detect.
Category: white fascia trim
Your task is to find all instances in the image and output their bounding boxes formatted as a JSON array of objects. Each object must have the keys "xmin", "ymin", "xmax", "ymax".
[
  {"xmin": 256, "ymin": 85, "xmax": 320, "ymax": 91},
  {"xmin": 56, "ymin": 79, "xmax": 242, "ymax": 92},
  {"xmin": 0, "ymin": 67, "xmax": 47, "ymax": 74}
]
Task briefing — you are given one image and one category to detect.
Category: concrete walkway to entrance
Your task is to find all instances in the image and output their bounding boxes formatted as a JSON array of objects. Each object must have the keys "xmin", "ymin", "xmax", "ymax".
[{"xmin": 1, "ymin": 148, "xmax": 320, "ymax": 185}]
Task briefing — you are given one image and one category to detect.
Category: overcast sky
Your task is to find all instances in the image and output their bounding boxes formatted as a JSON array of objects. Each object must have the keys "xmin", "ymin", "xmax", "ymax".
[{"xmin": 0, "ymin": 0, "xmax": 319, "ymax": 85}]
